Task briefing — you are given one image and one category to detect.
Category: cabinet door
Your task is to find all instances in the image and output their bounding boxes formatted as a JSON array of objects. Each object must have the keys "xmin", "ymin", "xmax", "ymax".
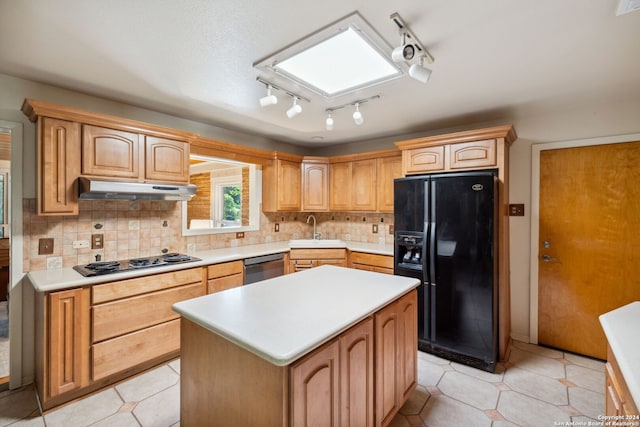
[
  {"xmin": 277, "ymin": 160, "xmax": 301, "ymax": 211},
  {"xmin": 330, "ymin": 162, "xmax": 352, "ymax": 210},
  {"xmin": 352, "ymin": 159, "xmax": 377, "ymax": 211},
  {"xmin": 375, "ymin": 299, "xmax": 400, "ymax": 426},
  {"xmin": 48, "ymin": 288, "xmax": 90, "ymax": 398},
  {"xmin": 403, "ymin": 146, "xmax": 445, "ymax": 175},
  {"xmin": 145, "ymin": 136, "xmax": 190, "ymax": 183},
  {"xmin": 39, "ymin": 117, "xmax": 81, "ymax": 215},
  {"xmin": 377, "ymin": 156, "xmax": 402, "ymax": 212},
  {"xmin": 340, "ymin": 317, "xmax": 374, "ymax": 427},
  {"xmin": 302, "ymin": 162, "xmax": 329, "ymax": 211},
  {"xmin": 291, "ymin": 339, "xmax": 340, "ymax": 426},
  {"xmin": 82, "ymin": 125, "xmax": 142, "ymax": 179},
  {"xmin": 374, "ymin": 290, "xmax": 417, "ymax": 427},
  {"xmin": 449, "ymin": 139, "xmax": 496, "ymax": 169}
]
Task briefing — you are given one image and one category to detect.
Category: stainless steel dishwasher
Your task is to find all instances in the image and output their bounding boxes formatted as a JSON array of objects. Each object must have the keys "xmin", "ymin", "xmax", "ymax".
[{"xmin": 243, "ymin": 253, "xmax": 285, "ymax": 284}]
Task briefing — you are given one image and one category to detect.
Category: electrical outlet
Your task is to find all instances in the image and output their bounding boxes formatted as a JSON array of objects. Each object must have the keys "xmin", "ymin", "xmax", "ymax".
[
  {"xmin": 389, "ymin": 225, "xmax": 394, "ymax": 235},
  {"xmin": 72, "ymin": 240, "xmax": 90, "ymax": 249},
  {"xmin": 236, "ymin": 232, "xmax": 245, "ymax": 239},
  {"xmin": 509, "ymin": 204, "xmax": 525, "ymax": 216},
  {"xmin": 38, "ymin": 238, "xmax": 54, "ymax": 255},
  {"xmin": 91, "ymin": 234, "xmax": 104, "ymax": 249},
  {"xmin": 372, "ymin": 224, "xmax": 378, "ymax": 234},
  {"xmin": 274, "ymin": 223, "xmax": 280, "ymax": 232}
]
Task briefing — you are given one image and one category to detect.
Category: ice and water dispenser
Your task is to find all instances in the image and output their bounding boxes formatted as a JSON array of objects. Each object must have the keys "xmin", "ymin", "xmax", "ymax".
[{"xmin": 394, "ymin": 232, "xmax": 424, "ymax": 272}]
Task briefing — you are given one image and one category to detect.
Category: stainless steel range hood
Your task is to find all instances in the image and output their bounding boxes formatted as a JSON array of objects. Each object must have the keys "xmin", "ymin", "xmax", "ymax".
[{"xmin": 78, "ymin": 178, "xmax": 196, "ymax": 201}]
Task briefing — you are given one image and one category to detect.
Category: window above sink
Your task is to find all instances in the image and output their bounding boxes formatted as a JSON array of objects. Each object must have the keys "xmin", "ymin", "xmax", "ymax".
[{"xmin": 181, "ymin": 155, "xmax": 261, "ymax": 236}]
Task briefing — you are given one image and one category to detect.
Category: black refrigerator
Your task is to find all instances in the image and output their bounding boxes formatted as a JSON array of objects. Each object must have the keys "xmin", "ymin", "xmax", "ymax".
[{"xmin": 394, "ymin": 170, "xmax": 498, "ymax": 372}]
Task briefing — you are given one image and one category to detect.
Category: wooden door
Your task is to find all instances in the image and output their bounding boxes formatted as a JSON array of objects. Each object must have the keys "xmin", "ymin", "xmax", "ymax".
[
  {"xmin": 352, "ymin": 159, "xmax": 377, "ymax": 211},
  {"xmin": 538, "ymin": 141, "xmax": 640, "ymax": 359},
  {"xmin": 145, "ymin": 136, "xmax": 190, "ymax": 183},
  {"xmin": 302, "ymin": 162, "xmax": 329, "ymax": 211},
  {"xmin": 82, "ymin": 125, "xmax": 142, "ymax": 179}
]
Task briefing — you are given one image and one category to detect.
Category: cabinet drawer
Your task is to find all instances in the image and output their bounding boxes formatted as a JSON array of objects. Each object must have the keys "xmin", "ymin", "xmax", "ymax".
[
  {"xmin": 350, "ymin": 252, "xmax": 393, "ymax": 269},
  {"xmin": 449, "ymin": 139, "xmax": 496, "ymax": 169},
  {"xmin": 208, "ymin": 273, "xmax": 243, "ymax": 294},
  {"xmin": 92, "ymin": 267, "xmax": 203, "ymax": 304},
  {"xmin": 92, "ymin": 283, "xmax": 203, "ymax": 342},
  {"xmin": 92, "ymin": 319, "xmax": 180, "ymax": 381},
  {"xmin": 289, "ymin": 249, "xmax": 346, "ymax": 260},
  {"xmin": 207, "ymin": 260, "xmax": 243, "ymax": 279},
  {"xmin": 403, "ymin": 146, "xmax": 445, "ymax": 174}
]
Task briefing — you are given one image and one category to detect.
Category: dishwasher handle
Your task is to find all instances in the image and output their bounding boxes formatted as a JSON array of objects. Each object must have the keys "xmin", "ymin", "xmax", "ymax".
[{"xmin": 243, "ymin": 252, "xmax": 284, "ymax": 266}]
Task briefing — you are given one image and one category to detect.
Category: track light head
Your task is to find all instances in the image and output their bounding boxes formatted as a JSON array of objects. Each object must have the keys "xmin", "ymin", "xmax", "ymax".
[
  {"xmin": 325, "ymin": 112, "xmax": 334, "ymax": 131},
  {"xmin": 353, "ymin": 103, "xmax": 364, "ymax": 125},
  {"xmin": 286, "ymin": 97, "xmax": 302, "ymax": 118},
  {"xmin": 409, "ymin": 56, "xmax": 432, "ymax": 83},
  {"xmin": 259, "ymin": 85, "xmax": 278, "ymax": 107}
]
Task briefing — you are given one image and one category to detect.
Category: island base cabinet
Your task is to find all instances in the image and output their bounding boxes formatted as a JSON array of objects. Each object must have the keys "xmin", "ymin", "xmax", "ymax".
[
  {"xmin": 179, "ymin": 290, "xmax": 416, "ymax": 427},
  {"xmin": 605, "ymin": 344, "xmax": 639, "ymax": 417},
  {"xmin": 180, "ymin": 318, "xmax": 289, "ymax": 427}
]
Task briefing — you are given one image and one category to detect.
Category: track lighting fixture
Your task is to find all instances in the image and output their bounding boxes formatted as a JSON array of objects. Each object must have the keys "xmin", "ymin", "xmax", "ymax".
[
  {"xmin": 390, "ymin": 13, "xmax": 435, "ymax": 84},
  {"xmin": 409, "ymin": 55, "xmax": 432, "ymax": 84},
  {"xmin": 325, "ymin": 112, "xmax": 334, "ymax": 131},
  {"xmin": 352, "ymin": 103, "xmax": 364, "ymax": 125},
  {"xmin": 391, "ymin": 32, "xmax": 415, "ymax": 63},
  {"xmin": 259, "ymin": 84, "xmax": 278, "ymax": 107},
  {"xmin": 324, "ymin": 95, "xmax": 379, "ymax": 130},
  {"xmin": 286, "ymin": 96, "xmax": 302, "ymax": 119}
]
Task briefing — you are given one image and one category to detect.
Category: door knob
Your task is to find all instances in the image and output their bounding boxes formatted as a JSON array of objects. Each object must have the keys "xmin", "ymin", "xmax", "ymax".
[{"xmin": 541, "ymin": 254, "xmax": 558, "ymax": 262}]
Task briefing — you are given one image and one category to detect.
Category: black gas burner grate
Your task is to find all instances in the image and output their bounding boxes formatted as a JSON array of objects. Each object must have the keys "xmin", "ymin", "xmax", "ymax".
[{"xmin": 73, "ymin": 253, "xmax": 200, "ymax": 277}]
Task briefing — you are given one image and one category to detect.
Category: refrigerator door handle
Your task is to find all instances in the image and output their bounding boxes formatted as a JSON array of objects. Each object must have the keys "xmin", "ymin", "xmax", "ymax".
[
  {"xmin": 429, "ymin": 220, "xmax": 436, "ymax": 287},
  {"xmin": 423, "ymin": 220, "xmax": 429, "ymax": 283}
]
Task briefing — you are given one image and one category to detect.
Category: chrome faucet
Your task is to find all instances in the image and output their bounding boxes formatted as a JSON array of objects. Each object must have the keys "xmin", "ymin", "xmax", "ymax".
[{"xmin": 306, "ymin": 215, "xmax": 321, "ymax": 240}]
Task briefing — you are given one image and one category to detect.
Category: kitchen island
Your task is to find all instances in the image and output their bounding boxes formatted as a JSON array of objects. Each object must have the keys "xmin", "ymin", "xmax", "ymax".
[{"xmin": 172, "ymin": 265, "xmax": 420, "ymax": 427}]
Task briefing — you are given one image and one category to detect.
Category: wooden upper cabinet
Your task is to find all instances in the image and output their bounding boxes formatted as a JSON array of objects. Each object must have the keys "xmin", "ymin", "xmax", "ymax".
[
  {"xmin": 144, "ymin": 136, "xmax": 190, "ymax": 183},
  {"xmin": 262, "ymin": 158, "xmax": 302, "ymax": 212},
  {"xmin": 352, "ymin": 159, "xmax": 377, "ymax": 211},
  {"xmin": 449, "ymin": 139, "xmax": 496, "ymax": 169},
  {"xmin": 302, "ymin": 161, "xmax": 329, "ymax": 211},
  {"xmin": 82, "ymin": 125, "xmax": 142, "ymax": 179},
  {"xmin": 403, "ymin": 146, "xmax": 445, "ymax": 175},
  {"xmin": 329, "ymin": 162, "xmax": 352, "ymax": 211},
  {"xmin": 38, "ymin": 117, "xmax": 81, "ymax": 215},
  {"xmin": 377, "ymin": 156, "xmax": 402, "ymax": 212}
]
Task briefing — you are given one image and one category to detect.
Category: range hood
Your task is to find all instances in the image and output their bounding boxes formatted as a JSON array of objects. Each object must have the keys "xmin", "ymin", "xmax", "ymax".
[{"xmin": 78, "ymin": 178, "xmax": 196, "ymax": 201}]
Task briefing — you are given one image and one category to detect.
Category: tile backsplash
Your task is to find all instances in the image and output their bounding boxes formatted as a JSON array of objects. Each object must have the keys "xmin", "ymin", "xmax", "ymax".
[{"xmin": 22, "ymin": 198, "xmax": 394, "ymax": 271}]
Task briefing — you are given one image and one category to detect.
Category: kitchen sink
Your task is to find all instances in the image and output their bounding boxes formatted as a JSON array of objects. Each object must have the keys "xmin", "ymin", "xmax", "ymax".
[{"xmin": 288, "ymin": 239, "xmax": 347, "ymax": 248}]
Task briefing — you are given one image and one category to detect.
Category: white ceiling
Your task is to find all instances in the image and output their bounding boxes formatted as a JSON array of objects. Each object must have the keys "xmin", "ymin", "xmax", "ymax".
[{"xmin": 1, "ymin": 0, "xmax": 639, "ymax": 147}]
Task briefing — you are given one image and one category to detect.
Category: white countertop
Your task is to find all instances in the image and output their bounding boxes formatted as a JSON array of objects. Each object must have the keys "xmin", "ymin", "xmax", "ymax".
[
  {"xmin": 27, "ymin": 240, "xmax": 394, "ymax": 292},
  {"xmin": 599, "ymin": 301, "xmax": 640, "ymax": 409},
  {"xmin": 173, "ymin": 265, "xmax": 418, "ymax": 366}
]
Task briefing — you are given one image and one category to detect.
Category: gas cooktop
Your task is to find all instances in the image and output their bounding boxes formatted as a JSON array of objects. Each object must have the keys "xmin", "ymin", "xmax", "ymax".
[{"xmin": 73, "ymin": 253, "xmax": 201, "ymax": 277}]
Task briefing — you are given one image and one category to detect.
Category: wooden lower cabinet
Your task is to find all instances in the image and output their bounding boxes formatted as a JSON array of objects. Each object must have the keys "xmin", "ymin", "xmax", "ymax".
[
  {"xmin": 289, "ymin": 248, "xmax": 347, "ymax": 273},
  {"xmin": 291, "ymin": 317, "xmax": 374, "ymax": 427},
  {"xmin": 605, "ymin": 345, "xmax": 639, "ymax": 417},
  {"xmin": 180, "ymin": 290, "xmax": 417, "ymax": 426},
  {"xmin": 375, "ymin": 291, "xmax": 418, "ymax": 427},
  {"xmin": 207, "ymin": 260, "xmax": 244, "ymax": 293},
  {"xmin": 45, "ymin": 288, "xmax": 90, "ymax": 399},
  {"xmin": 350, "ymin": 252, "xmax": 394, "ymax": 275},
  {"xmin": 35, "ymin": 267, "xmax": 205, "ymax": 410}
]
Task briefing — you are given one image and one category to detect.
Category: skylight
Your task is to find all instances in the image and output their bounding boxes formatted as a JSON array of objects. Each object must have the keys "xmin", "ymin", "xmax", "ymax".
[{"xmin": 254, "ymin": 13, "xmax": 402, "ymax": 99}]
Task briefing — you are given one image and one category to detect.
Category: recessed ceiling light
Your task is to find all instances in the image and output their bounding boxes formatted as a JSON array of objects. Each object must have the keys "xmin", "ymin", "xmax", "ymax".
[{"xmin": 254, "ymin": 13, "xmax": 402, "ymax": 99}]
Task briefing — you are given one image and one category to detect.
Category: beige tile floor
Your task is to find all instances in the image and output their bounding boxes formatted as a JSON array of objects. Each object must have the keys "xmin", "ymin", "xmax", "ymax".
[{"xmin": 0, "ymin": 340, "xmax": 605, "ymax": 427}]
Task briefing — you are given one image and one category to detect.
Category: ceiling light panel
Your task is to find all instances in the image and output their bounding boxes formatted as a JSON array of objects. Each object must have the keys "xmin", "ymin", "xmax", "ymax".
[{"xmin": 254, "ymin": 13, "xmax": 402, "ymax": 99}]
